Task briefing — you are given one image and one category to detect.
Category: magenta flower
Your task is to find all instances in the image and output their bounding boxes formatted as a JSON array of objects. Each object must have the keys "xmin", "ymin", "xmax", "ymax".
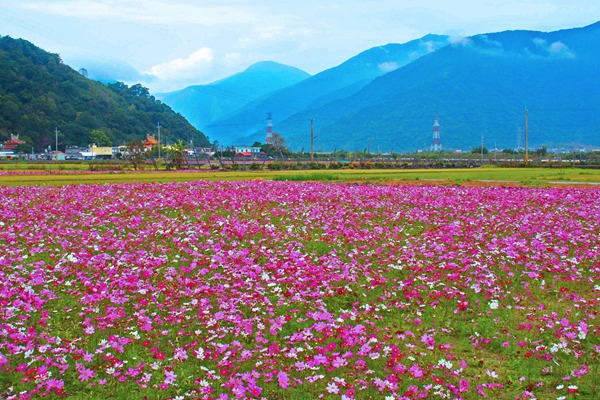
[
  {"xmin": 164, "ymin": 369, "xmax": 177, "ymax": 385},
  {"xmin": 0, "ymin": 181, "xmax": 598, "ymax": 398},
  {"xmin": 78, "ymin": 367, "xmax": 96, "ymax": 382},
  {"xmin": 277, "ymin": 371, "xmax": 290, "ymax": 388}
]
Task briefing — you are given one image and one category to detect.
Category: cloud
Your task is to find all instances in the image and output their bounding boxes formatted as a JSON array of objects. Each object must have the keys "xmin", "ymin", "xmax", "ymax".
[
  {"xmin": 224, "ymin": 53, "xmax": 242, "ymax": 62},
  {"xmin": 16, "ymin": 0, "xmax": 259, "ymax": 25},
  {"xmin": 449, "ymin": 35, "xmax": 472, "ymax": 47},
  {"xmin": 67, "ymin": 58, "xmax": 146, "ymax": 83},
  {"xmin": 378, "ymin": 62, "xmax": 399, "ymax": 73},
  {"xmin": 420, "ymin": 40, "xmax": 438, "ymax": 53},
  {"xmin": 533, "ymin": 38, "xmax": 576, "ymax": 58},
  {"xmin": 549, "ymin": 41, "xmax": 575, "ymax": 58},
  {"xmin": 145, "ymin": 48, "xmax": 215, "ymax": 80}
]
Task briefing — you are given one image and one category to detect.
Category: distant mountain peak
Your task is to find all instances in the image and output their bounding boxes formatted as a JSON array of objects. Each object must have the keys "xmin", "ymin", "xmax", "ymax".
[
  {"xmin": 244, "ymin": 60, "xmax": 305, "ymax": 73},
  {"xmin": 156, "ymin": 61, "xmax": 310, "ymax": 129}
]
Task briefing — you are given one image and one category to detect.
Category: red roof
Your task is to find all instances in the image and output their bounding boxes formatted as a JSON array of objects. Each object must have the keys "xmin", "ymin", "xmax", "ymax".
[
  {"xmin": 4, "ymin": 134, "xmax": 24, "ymax": 150},
  {"xmin": 143, "ymin": 134, "xmax": 158, "ymax": 148}
]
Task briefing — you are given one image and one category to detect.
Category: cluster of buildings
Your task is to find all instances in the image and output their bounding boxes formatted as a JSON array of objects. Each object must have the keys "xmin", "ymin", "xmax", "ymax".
[
  {"xmin": 0, "ymin": 134, "xmax": 216, "ymax": 161},
  {"xmin": 0, "ymin": 133, "xmax": 121, "ymax": 160}
]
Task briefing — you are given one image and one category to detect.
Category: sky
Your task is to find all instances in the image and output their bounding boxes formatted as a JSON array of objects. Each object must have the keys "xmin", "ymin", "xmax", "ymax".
[{"xmin": 1, "ymin": 0, "xmax": 599, "ymax": 93}]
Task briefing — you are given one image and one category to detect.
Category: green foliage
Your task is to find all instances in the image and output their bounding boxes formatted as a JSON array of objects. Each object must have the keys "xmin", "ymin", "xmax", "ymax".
[
  {"xmin": 124, "ymin": 139, "xmax": 147, "ymax": 171},
  {"xmin": 0, "ymin": 36, "xmax": 209, "ymax": 152},
  {"xmin": 167, "ymin": 139, "xmax": 187, "ymax": 170},
  {"xmin": 89, "ymin": 129, "xmax": 112, "ymax": 146},
  {"xmin": 534, "ymin": 146, "xmax": 548, "ymax": 156},
  {"xmin": 471, "ymin": 145, "xmax": 489, "ymax": 154},
  {"xmin": 273, "ymin": 172, "xmax": 339, "ymax": 182},
  {"xmin": 12, "ymin": 134, "xmax": 33, "ymax": 153}
]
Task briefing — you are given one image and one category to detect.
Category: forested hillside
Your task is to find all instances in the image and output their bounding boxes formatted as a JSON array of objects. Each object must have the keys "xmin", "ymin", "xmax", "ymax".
[{"xmin": 0, "ymin": 36, "xmax": 209, "ymax": 151}]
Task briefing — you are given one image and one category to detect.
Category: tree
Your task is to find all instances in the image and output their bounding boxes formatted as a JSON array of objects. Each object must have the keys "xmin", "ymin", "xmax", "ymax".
[
  {"xmin": 9, "ymin": 133, "xmax": 33, "ymax": 154},
  {"xmin": 125, "ymin": 139, "xmax": 146, "ymax": 171},
  {"xmin": 266, "ymin": 133, "xmax": 287, "ymax": 158},
  {"xmin": 89, "ymin": 129, "xmax": 112, "ymax": 146},
  {"xmin": 534, "ymin": 146, "xmax": 548, "ymax": 156},
  {"xmin": 13, "ymin": 141, "xmax": 33, "ymax": 154},
  {"xmin": 129, "ymin": 84, "xmax": 150, "ymax": 98},
  {"xmin": 168, "ymin": 139, "xmax": 187, "ymax": 170},
  {"xmin": 471, "ymin": 145, "xmax": 488, "ymax": 154}
]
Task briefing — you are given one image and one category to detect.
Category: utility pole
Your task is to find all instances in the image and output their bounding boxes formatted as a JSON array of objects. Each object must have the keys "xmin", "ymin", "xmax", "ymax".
[
  {"xmin": 157, "ymin": 122, "xmax": 161, "ymax": 162},
  {"xmin": 55, "ymin": 127, "xmax": 59, "ymax": 163},
  {"xmin": 310, "ymin": 118, "xmax": 315, "ymax": 162},
  {"xmin": 524, "ymin": 108, "xmax": 529, "ymax": 164},
  {"xmin": 494, "ymin": 141, "xmax": 497, "ymax": 163},
  {"xmin": 481, "ymin": 135, "xmax": 484, "ymax": 163}
]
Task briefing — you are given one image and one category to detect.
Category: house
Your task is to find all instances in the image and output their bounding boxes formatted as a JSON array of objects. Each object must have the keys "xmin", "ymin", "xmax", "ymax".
[
  {"xmin": 194, "ymin": 147, "xmax": 214, "ymax": 156},
  {"xmin": 81, "ymin": 145, "xmax": 114, "ymax": 160},
  {"xmin": 3, "ymin": 134, "xmax": 24, "ymax": 151},
  {"xmin": 48, "ymin": 151, "xmax": 66, "ymax": 161},
  {"xmin": 65, "ymin": 146, "xmax": 85, "ymax": 160},
  {"xmin": 143, "ymin": 134, "xmax": 159, "ymax": 149},
  {"xmin": 234, "ymin": 145, "xmax": 261, "ymax": 154}
]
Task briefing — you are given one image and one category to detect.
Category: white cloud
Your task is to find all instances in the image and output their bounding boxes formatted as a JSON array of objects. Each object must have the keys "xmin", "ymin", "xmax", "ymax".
[
  {"xmin": 145, "ymin": 48, "xmax": 214, "ymax": 80},
  {"xmin": 479, "ymin": 35, "xmax": 503, "ymax": 50},
  {"xmin": 420, "ymin": 40, "xmax": 438, "ymax": 53},
  {"xmin": 449, "ymin": 36, "xmax": 472, "ymax": 47},
  {"xmin": 16, "ymin": 0, "xmax": 259, "ymax": 25},
  {"xmin": 378, "ymin": 62, "xmax": 399, "ymax": 73},
  {"xmin": 548, "ymin": 41, "xmax": 576, "ymax": 58},
  {"xmin": 533, "ymin": 38, "xmax": 576, "ymax": 58},
  {"xmin": 256, "ymin": 25, "xmax": 287, "ymax": 41}
]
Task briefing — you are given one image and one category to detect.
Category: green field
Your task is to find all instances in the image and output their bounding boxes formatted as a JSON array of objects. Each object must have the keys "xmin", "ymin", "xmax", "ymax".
[{"xmin": 1, "ymin": 166, "xmax": 600, "ymax": 186}]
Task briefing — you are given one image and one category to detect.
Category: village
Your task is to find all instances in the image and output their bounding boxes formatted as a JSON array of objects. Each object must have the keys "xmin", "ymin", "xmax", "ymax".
[{"xmin": 0, "ymin": 133, "xmax": 264, "ymax": 161}]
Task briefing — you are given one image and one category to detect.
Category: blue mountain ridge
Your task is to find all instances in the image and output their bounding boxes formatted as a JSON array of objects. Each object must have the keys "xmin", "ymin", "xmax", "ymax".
[
  {"xmin": 203, "ymin": 34, "xmax": 450, "ymax": 146},
  {"xmin": 155, "ymin": 61, "xmax": 310, "ymax": 134},
  {"xmin": 265, "ymin": 21, "xmax": 600, "ymax": 151}
]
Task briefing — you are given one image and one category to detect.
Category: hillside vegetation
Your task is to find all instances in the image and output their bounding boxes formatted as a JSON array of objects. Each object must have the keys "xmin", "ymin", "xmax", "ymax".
[{"xmin": 0, "ymin": 36, "xmax": 209, "ymax": 151}]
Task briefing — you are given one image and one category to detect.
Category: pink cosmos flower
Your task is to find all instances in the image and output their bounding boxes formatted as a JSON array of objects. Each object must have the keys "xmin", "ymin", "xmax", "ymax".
[
  {"xmin": 277, "ymin": 371, "xmax": 290, "ymax": 388},
  {"xmin": 78, "ymin": 367, "xmax": 96, "ymax": 382},
  {"xmin": 409, "ymin": 363, "xmax": 423, "ymax": 379},
  {"xmin": 164, "ymin": 369, "xmax": 177, "ymax": 385}
]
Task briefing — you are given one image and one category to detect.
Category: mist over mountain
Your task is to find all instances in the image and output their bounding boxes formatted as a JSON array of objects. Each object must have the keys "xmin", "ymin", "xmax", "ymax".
[{"xmin": 155, "ymin": 62, "xmax": 310, "ymax": 134}]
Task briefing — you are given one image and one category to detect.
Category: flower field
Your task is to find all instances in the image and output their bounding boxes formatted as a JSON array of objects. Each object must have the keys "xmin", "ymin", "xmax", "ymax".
[{"xmin": 0, "ymin": 181, "xmax": 598, "ymax": 399}]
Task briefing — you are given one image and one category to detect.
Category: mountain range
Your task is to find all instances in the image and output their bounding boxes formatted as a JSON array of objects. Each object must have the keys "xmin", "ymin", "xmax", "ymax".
[
  {"xmin": 2, "ymin": 21, "xmax": 599, "ymax": 153},
  {"xmin": 159, "ymin": 22, "xmax": 600, "ymax": 152},
  {"xmin": 288, "ymin": 22, "xmax": 600, "ymax": 152},
  {"xmin": 159, "ymin": 34, "xmax": 450, "ymax": 148}
]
